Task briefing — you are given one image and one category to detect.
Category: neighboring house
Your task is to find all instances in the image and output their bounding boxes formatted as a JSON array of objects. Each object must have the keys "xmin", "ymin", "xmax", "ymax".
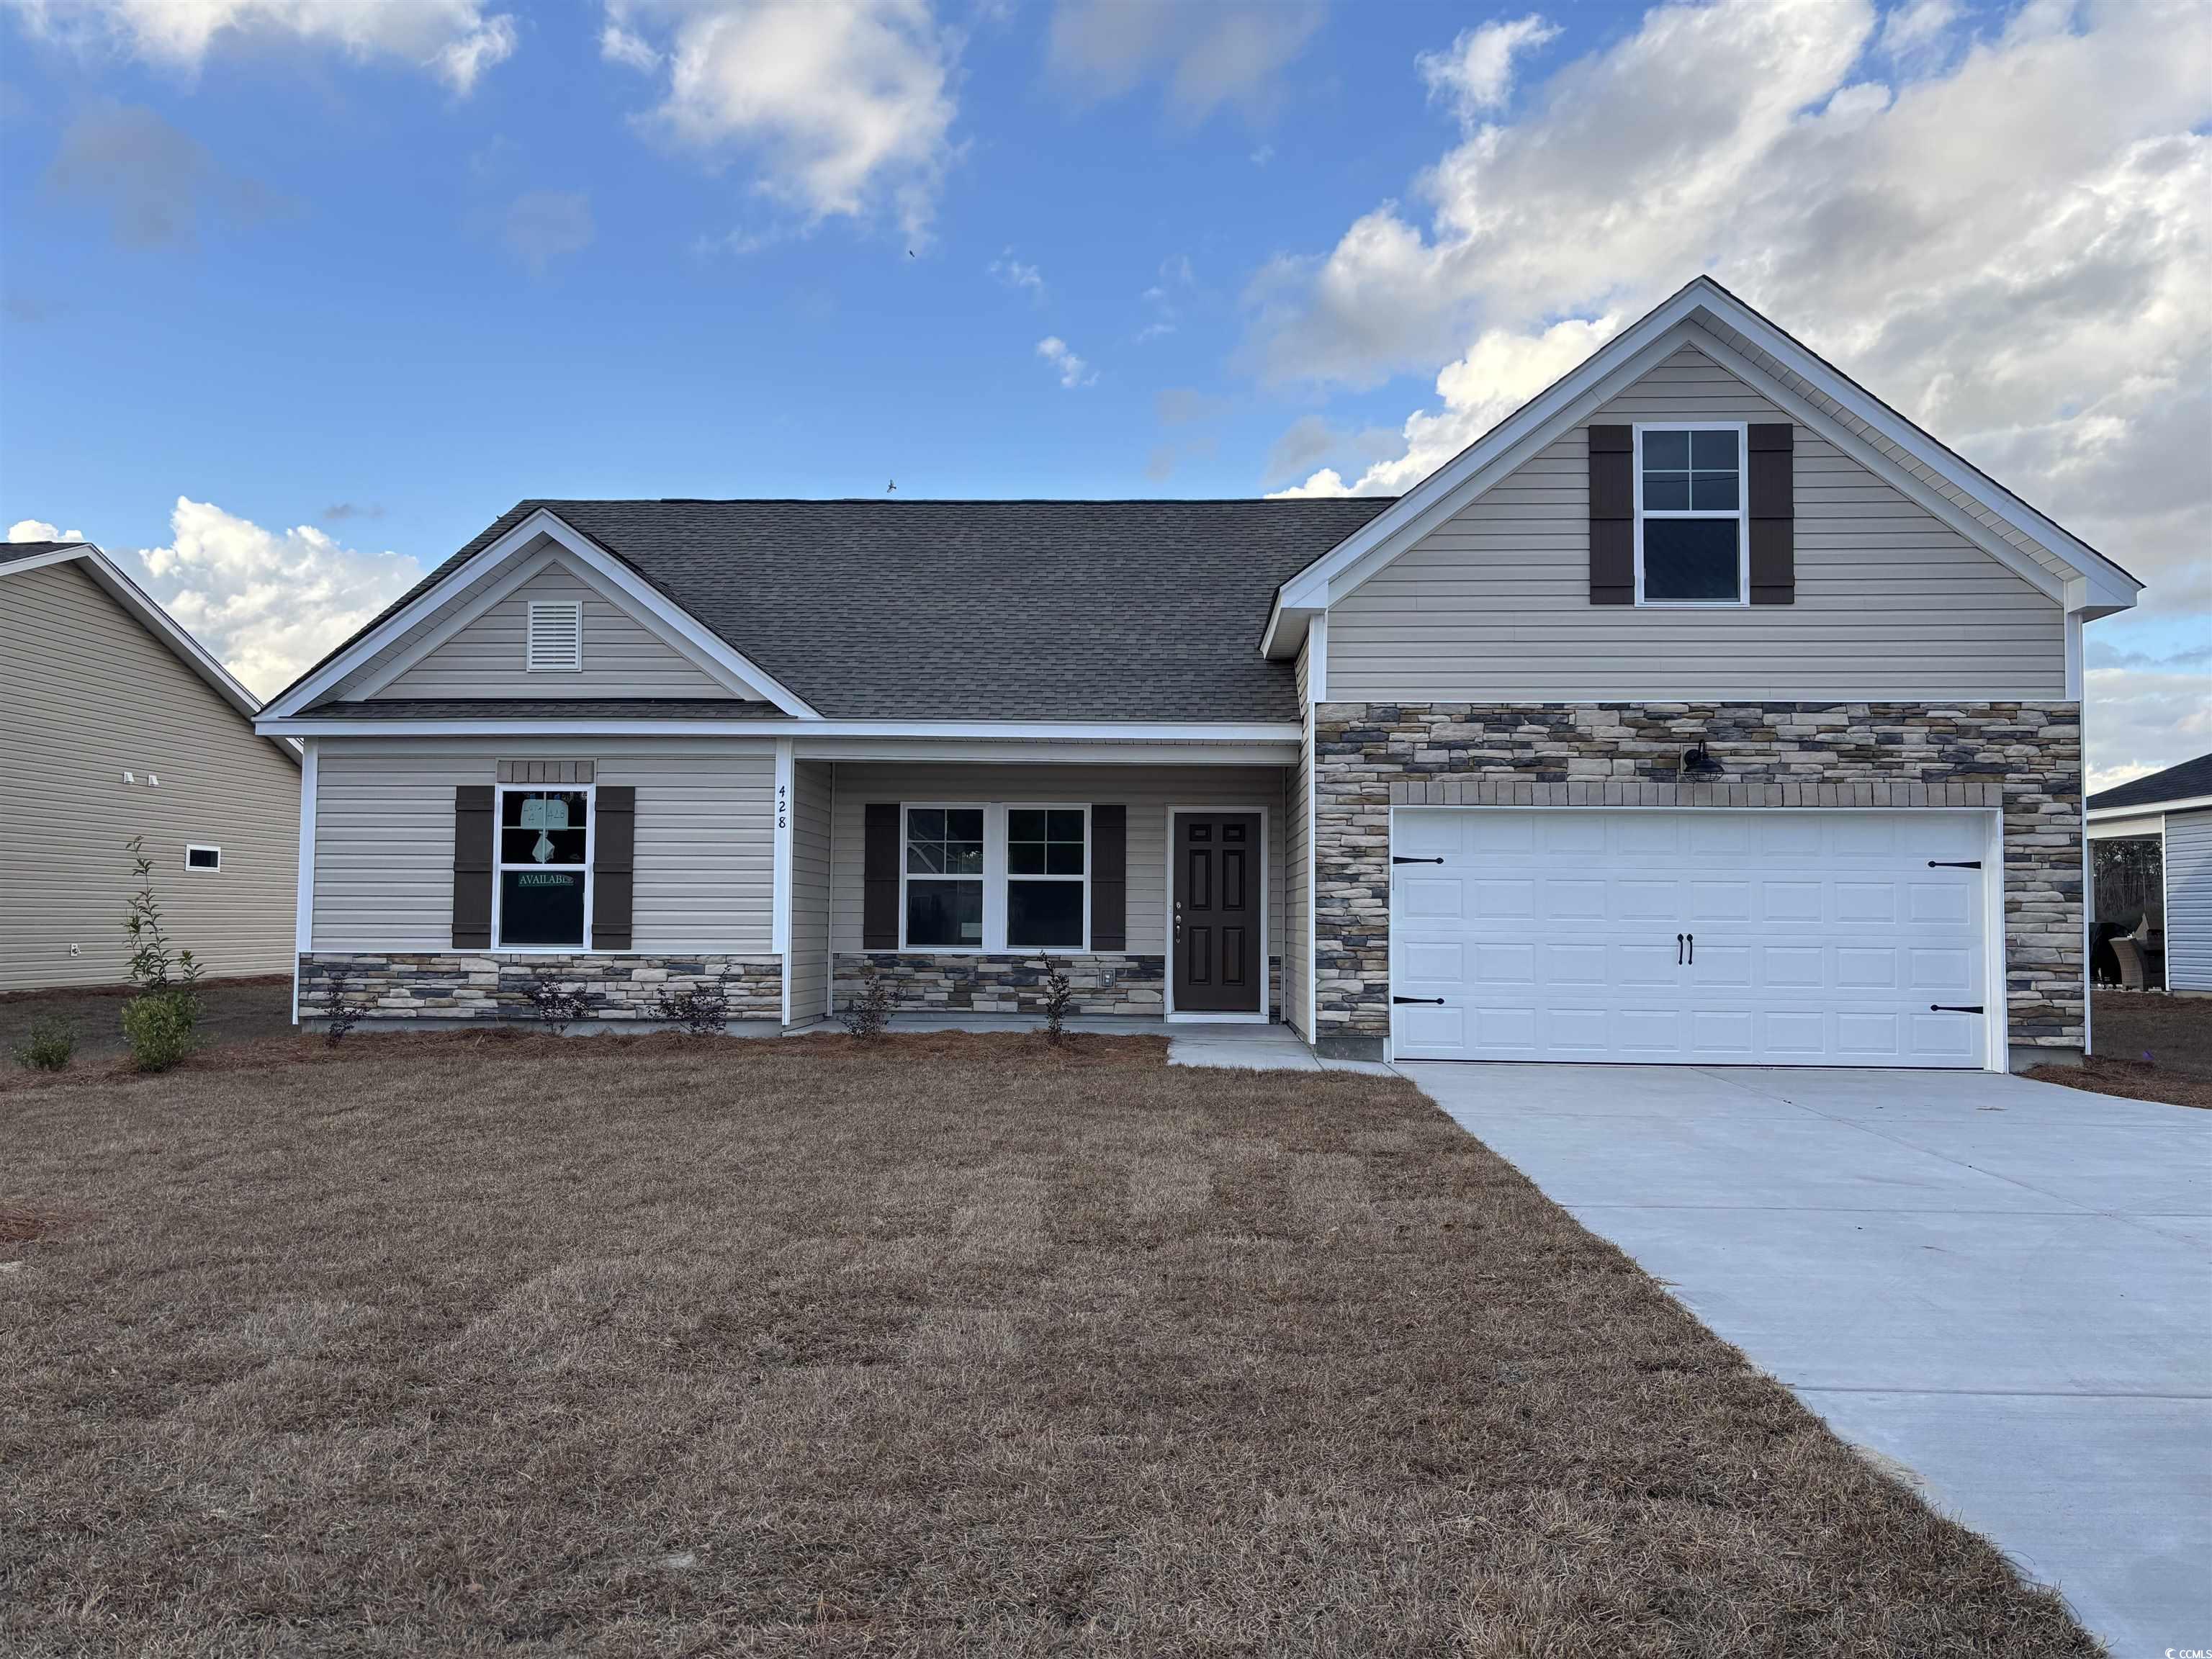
[
  {"xmin": 2087, "ymin": 752, "xmax": 2212, "ymax": 994},
  {"xmin": 2, "ymin": 541, "xmax": 301, "ymax": 991},
  {"xmin": 256, "ymin": 277, "xmax": 2141, "ymax": 1071}
]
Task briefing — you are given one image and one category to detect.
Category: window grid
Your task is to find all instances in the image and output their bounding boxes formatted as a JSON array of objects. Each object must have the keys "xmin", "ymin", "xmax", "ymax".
[{"xmin": 1633, "ymin": 421, "xmax": 1749, "ymax": 607}]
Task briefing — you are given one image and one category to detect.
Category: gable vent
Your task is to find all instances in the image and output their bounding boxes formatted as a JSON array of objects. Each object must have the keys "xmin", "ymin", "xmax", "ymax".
[{"xmin": 526, "ymin": 600, "xmax": 583, "ymax": 673}]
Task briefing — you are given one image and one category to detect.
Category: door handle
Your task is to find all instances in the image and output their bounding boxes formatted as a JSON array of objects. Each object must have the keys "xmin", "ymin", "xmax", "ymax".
[
  {"xmin": 1686, "ymin": 932, "xmax": 1694, "ymax": 966},
  {"xmin": 1676, "ymin": 932, "xmax": 1684, "ymax": 966}
]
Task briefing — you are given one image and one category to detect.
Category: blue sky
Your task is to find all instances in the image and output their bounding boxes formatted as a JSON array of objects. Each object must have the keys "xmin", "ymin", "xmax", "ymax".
[{"xmin": 2, "ymin": 0, "xmax": 2206, "ymax": 785}]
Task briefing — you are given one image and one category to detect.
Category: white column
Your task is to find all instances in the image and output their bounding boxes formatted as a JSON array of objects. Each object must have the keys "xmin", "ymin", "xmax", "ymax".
[
  {"xmin": 292, "ymin": 738, "xmax": 318, "ymax": 1025},
  {"xmin": 773, "ymin": 739, "xmax": 793, "ymax": 1025}
]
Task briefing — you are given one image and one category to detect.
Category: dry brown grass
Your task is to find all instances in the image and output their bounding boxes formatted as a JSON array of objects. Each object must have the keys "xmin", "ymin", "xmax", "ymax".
[
  {"xmin": 2, "ymin": 1032, "xmax": 2095, "ymax": 1656},
  {"xmin": 2026, "ymin": 991, "xmax": 2212, "ymax": 1109}
]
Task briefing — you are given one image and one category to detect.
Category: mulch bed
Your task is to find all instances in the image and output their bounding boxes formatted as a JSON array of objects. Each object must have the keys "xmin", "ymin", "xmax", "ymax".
[{"xmin": 0, "ymin": 1034, "xmax": 2098, "ymax": 1654}]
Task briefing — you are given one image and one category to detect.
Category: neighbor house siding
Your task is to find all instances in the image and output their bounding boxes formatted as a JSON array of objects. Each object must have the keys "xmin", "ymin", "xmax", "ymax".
[
  {"xmin": 827, "ymin": 763, "xmax": 1287, "ymax": 961},
  {"xmin": 788, "ymin": 759, "xmax": 835, "ymax": 1022},
  {"xmin": 1326, "ymin": 346, "xmax": 2064, "ymax": 703},
  {"xmin": 310, "ymin": 738, "xmax": 774, "ymax": 953},
  {"xmin": 2168, "ymin": 808, "xmax": 2212, "ymax": 994},
  {"xmin": 0, "ymin": 560, "xmax": 299, "ymax": 989},
  {"xmin": 376, "ymin": 561, "xmax": 741, "ymax": 700},
  {"xmin": 1285, "ymin": 637, "xmax": 1313, "ymax": 1038}
]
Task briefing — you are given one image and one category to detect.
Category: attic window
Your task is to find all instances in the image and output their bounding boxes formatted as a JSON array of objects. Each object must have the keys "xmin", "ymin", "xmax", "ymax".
[{"xmin": 526, "ymin": 601, "xmax": 583, "ymax": 672}]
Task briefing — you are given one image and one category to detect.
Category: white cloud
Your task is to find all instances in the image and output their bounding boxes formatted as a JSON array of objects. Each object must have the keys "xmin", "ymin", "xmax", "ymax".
[
  {"xmin": 602, "ymin": 0, "xmax": 961, "ymax": 245},
  {"xmin": 122, "ymin": 498, "xmax": 421, "ymax": 698},
  {"xmin": 1046, "ymin": 0, "xmax": 1323, "ymax": 122},
  {"xmin": 1035, "ymin": 336, "xmax": 1094, "ymax": 389},
  {"xmin": 1417, "ymin": 14, "xmax": 1558, "ymax": 122},
  {"xmin": 8, "ymin": 518, "xmax": 85, "ymax": 541},
  {"xmin": 503, "ymin": 189, "xmax": 595, "ymax": 276},
  {"xmin": 1251, "ymin": 0, "xmax": 2212, "ymax": 779},
  {"xmin": 8, "ymin": 0, "xmax": 518, "ymax": 92},
  {"xmin": 989, "ymin": 250, "xmax": 1043, "ymax": 297}
]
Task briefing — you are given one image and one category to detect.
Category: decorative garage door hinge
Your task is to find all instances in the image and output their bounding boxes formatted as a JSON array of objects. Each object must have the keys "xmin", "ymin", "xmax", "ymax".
[
  {"xmin": 1929, "ymin": 1004, "xmax": 1986, "ymax": 1014},
  {"xmin": 1393, "ymin": 995, "xmax": 1445, "ymax": 1005},
  {"xmin": 1392, "ymin": 855, "xmax": 1445, "ymax": 865},
  {"xmin": 1927, "ymin": 860, "xmax": 1983, "ymax": 869}
]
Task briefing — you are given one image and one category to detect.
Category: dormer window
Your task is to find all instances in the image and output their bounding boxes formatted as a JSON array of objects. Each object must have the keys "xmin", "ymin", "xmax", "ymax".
[
  {"xmin": 1636, "ymin": 425, "xmax": 1746, "ymax": 605},
  {"xmin": 526, "ymin": 600, "xmax": 583, "ymax": 671}
]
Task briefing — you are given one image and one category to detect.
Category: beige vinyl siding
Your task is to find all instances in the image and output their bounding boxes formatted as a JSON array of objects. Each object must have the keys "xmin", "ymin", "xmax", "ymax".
[
  {"xmin": 827, "ymin": 764, "xmax": 1287, "ymax": 962},
  {"xmin": 1327, "ymin": 346, "xmax": 2064, "ymax": 703},
  {"xmin": 788, "ymin": 759, "xmax": 834, "ymax": 1022},
  {"xmin": 377, "ymin": 562, "xmax": 743, "ymax": 700},
  {"xmin": 1285, "ymin": 638, "xmax": 1313, "ymax": 1038},
  {"xmin": 310, "ymin": 738, "xmax": 774, "ymax": 953},
  {"xmin": 1, "ymin": 560, "xmax": 298, "ymax": 989}
]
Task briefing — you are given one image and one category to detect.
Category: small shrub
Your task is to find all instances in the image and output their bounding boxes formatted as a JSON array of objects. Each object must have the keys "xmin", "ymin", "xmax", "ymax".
[
  {"xmin": 840, "ymin": 963, "xmax": 892, "ymax": 1040},
  {"xmin": 1040, "ymin": 961, "xmax": 1075, "ymax": 1046},
  {"xmin": 11, "ymin": 1017, "xmax": 74, "ymax": 1072},
  {"xmin": 654, "ymin": 983, "xmax": 729, "ymax": 1037},
  {"xmin": 120, "ymin": 837, "xmax": 200, "ymax": 1072},
  {"xmin": 523, "ymin": 968, "xmax": 590, "ymax": 1034},
  {"xmin": 120, "ymin": 989, "xmax": 198, "ymax": 1073},
  {"xmin": 322, "ymin": 971, "xmax": 369, "ymax": 1048}
]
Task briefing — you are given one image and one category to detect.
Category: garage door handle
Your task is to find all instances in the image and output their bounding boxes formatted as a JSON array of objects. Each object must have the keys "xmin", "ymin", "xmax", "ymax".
[
  {"xmin": 1393, "ymin": 855, "xmax": 1444, "ymax": 865},
  {"xmin": 1930, "ymin": 1004, "xmax": 1985, "ymax": 1014},
  {"xmin": 1928, "ymin": 860, "xmax": 1982, "ymax": 869},
  {"xmin": 1393, "ymin": 995, "xmax": 1445, "ymax": 1005}
]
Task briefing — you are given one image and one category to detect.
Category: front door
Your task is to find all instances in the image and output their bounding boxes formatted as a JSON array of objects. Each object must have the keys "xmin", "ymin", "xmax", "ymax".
[{"xmin": 1172, "ymin": 811, "xmax": 1262, "ymax": 1014}]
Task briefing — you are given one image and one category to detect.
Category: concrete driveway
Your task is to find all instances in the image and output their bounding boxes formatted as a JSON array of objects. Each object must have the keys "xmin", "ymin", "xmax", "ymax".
[{"xmin": 1405, "ymin": 1062, "xmax": 2211, "ymax": 1658}]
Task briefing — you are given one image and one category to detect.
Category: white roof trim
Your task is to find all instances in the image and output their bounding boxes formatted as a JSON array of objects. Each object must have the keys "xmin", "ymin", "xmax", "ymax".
[
  {"xmin": 1263, "ymin": 276, "xmax": 2142, "ymax": 656},
  {"xmin": 255, "ymin": 716, "xmax": 1304, "ymax": 742},
  {"xmin": 4, "ymin": 542, "xmax": 300, "ymax": 764},
  {"xmin": 2089, "ymin": 793, "xmax": 2212, "ymax": 821},
  {"xmin": 261, "ymin": 507, "xmax": 821, "ymax": 719}
]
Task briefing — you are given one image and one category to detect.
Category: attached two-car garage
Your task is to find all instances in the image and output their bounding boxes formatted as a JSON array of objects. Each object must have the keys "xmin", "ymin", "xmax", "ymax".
[{"xmin": 1390, "ymin": 809, "xmax": 1997, "ymax": 1068}]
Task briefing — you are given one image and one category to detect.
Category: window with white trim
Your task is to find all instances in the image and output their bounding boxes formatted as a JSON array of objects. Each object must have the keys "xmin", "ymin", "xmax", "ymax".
[
  {"xmin": 1637, "ymin": 424, "xmax": 1746, "ymax": 604},
  {"xmin": 185, "ymin": 845, "xmax": 220, "ymax": 871},
  {"xmin": 494, "ymin": 786, "xmax": 592, "ymax": 947},
  {"xmin": 1006, "ymin": 807, "xmax": 1087, "ymax": 948},
  {"xmin": 526, "ymin": 600, "xmax": 583, "ymax": 671},
  {"xmin": 903, "ymin": 806, "xmax": 984, "ymax": 948}
]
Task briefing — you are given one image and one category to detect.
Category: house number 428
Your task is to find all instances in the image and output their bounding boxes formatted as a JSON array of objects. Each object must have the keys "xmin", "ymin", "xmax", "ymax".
[{"xmin": 776, "ymin": 781, "xmax": 788, "ymax": 831}]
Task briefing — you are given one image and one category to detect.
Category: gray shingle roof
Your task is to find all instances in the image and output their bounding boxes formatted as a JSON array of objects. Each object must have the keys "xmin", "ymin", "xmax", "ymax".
[
  {"xmin": 1, "ymin": 540, "xmax": 86, "ymax": 567},
  {"xmin": 302, "ymin": 498, "xmax": 1394, "ymax": 722},
  {"xmin": 2088, "ymin": 752, "xmax": 2212, "ymax": 812}
]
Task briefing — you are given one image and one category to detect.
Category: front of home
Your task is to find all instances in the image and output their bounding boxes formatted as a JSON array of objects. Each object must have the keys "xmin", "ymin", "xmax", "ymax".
[{"xmin": 256, "ymin": 279, "xmax": 2141, "ymax": 1071}]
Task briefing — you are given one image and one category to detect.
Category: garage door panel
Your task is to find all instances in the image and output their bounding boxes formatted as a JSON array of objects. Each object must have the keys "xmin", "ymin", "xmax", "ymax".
[{"xmin": 1390, "ymin": 807, "xmax": 1990, "ymax": 1068}]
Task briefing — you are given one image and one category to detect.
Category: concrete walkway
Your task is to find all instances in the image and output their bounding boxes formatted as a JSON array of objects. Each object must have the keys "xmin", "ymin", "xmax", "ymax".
[{"xmin": 1403, "ymin": 1062, "xmax": 2211, "ymax": 1657}]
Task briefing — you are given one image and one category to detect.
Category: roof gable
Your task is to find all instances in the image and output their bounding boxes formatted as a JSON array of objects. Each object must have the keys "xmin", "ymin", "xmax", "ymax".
[
  {"xmin": 1262, "ymin": 276, "xmax": 2142, "ymax": 657},
  {"xmin": 1, "ymin": 541, "xmax": 297, "ymax": 764}
]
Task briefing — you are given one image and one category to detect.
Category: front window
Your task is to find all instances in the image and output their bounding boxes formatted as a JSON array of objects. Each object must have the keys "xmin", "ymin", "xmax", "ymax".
[
  {"xmin": 1006, "ymin": 807, "xmax": 1087, "ymax": 948},
  {"xmin": 1637, "ymin": 426, "xmax": 1745, "ymax": 603},
  {"xmin": 904, "ymin": 806, "xmax": 984, "ymax": 948},
  {"xmin": 495, "ymin": 787, "xmax": 590, "ymax": 947}
]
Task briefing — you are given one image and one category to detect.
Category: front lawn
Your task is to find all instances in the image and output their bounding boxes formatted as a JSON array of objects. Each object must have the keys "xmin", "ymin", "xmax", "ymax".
[{"xmin": 2, "ymin": 1033, "xmax": 2093, "ymax": 1655}]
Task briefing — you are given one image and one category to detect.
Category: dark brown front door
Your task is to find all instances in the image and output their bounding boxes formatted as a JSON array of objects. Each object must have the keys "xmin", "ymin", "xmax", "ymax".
[{"xmin": 1173, "ymin": 812, "xmax": 1262, "ymax": 1013}]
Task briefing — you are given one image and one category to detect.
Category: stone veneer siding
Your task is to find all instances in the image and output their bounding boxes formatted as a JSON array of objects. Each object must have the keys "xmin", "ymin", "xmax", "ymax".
[
  {"xmin": 1313, "ymin": 702, "xmax": 2082, "ymax": 1064},
  {"xmin": 834, "ymin": 953, "xmax": 1284, "ymax": 1020},
  {"xmin": 299, "ymin": 953, "xmax": 783, "ymax": 1023}
]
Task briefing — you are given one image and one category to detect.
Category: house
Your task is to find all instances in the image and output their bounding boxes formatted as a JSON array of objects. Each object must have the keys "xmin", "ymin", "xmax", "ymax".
[
  {"xmin": 2, "ymin": 541, "xmax": 301, "ymax": 991},
  {"xmin": 2087, "ymin": 752, "xmax": 2212, "ymax": 993},
  {"xmin": 254, "ymin": 277, "xmax": 2141, "ymax": 1071}
]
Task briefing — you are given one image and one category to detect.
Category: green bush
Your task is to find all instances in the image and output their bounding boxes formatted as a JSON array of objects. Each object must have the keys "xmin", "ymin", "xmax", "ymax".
[
  {"xmin": 10, "ymin": 1017, "xmax": 75, "ymax": 1072},
  {"xmin": 121, "ymin": 989, "xmax": 199, "ymax": 1074}
]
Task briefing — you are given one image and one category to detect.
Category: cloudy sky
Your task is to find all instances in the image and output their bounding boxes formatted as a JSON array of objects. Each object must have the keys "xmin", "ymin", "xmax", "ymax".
[{"xmin": 2, "ymin": 0, "xmax": 2203, "ymax": 786}]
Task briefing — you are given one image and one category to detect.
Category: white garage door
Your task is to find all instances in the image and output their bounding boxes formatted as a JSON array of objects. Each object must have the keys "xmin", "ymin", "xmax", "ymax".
[{"xmin": 1391, "ymin": 809, "xmax": 1990, "ymax": 1067}]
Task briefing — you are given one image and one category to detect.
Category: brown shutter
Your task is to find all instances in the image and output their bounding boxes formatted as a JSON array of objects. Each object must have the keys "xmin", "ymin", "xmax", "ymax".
[
  {"xmin": 1090, "ymin": 804, "xmax": 1126, "ymax": 951},
  {"xmin": 1748, "ymin": 422, "xmax": 1795, "ymax": 605},
  {"xmin": 593, "ymin": 786, "xmax": 635, "ymax": 950},
  {"xmin": 452, "ymin": 785, "xmax": 494, "ymax": 949},
  {"xmin": 1588, "ymin": 424, "xmax": 1635, "ymax": 604},
  {"xmin": 863, "ymin": 802, "xmax": 900, "ymax": 950}
]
